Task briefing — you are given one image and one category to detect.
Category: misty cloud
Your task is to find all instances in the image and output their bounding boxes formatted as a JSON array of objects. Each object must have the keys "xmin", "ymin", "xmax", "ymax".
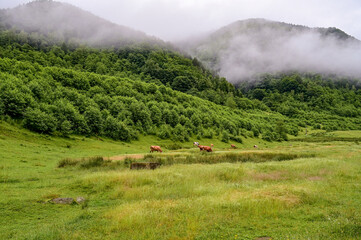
[
  {"xmin": 1, "ymin": 0, "xmax": 361, "ymax": 41},
  {"xmin": 189, "ymin": 21, "xmax": 361, "ymax": 82}
]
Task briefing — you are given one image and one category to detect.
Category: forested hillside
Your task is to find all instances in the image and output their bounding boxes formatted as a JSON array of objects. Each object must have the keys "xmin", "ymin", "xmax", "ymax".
[
  {"xmin": 0, "ymin": 28, "xmax": 295, "ymax": 142},
  {"xmin": 0, "ymin": 0, "xmax": 159, "ymax": 47},
  {"xmin": 1, "ymin": 1, "xmax": 361, "ymax": 143},
  {"xmin": 240, "ymin": 74, "xmax": 361, "ymax": 131},
  {"xmin": 181, "ymin": 18, "xmax": 361, "ymax": 81}
]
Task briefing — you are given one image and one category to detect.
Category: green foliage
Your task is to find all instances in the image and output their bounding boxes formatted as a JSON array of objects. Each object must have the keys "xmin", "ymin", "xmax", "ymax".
[
  {"xmin": 230, "ymin": 135, "xmax": 243, "ymax": 143},
  {"xmin": 138, "ymin": 152, "xmax": 314, "ymax": 166},
  {"xmin": 221, "ymin": 131, "xmax": 230, "ymax": 143},
  {"xmin": 157, "ymin": 125, "xmax": 171, "ymax": 139},
  {"xmin": 172, "ymin": 124, "xmax": 189, "ymax": 142},
  {"xmin": 57, "ymin": 156, "xmax": 111, "ymax": 168},
  {"xmin": 1, "ymin": 29, "xmax": 360, "ymax": 142},
  {"xmin": 245, "ymin": 74, "xmax": 361, "ymax": 131},
  {"xmin": 23, "ymin": 107, "xmax": 57, "ymax": 134}
]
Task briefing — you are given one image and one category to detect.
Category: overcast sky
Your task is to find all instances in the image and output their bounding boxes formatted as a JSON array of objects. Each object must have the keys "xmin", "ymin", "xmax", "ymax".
[{"xmin": 1, "ymin": 0, "xmax": 361, "ymax": 41}]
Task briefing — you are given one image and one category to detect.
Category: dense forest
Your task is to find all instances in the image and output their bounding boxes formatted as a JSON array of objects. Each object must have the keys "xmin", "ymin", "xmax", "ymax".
[{"xmin": 1, "ymin": 10, "xmax": 361, "ymax": 143}]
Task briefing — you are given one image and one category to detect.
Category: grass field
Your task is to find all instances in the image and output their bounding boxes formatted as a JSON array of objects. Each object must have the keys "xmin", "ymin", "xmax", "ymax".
[{"xmin": 1, "ymin": 121, "xmax": 361, "ymax": 239}]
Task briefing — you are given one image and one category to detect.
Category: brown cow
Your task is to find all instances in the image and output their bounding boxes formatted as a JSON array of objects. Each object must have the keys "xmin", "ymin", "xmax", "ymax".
[
  {"xmin": 198, "ymin": 145, "xmax": 212, "ymax": 152},
  {"xmin": 202, "ymin": 146, "xmax": 213, "ymax": 152},
  {"xmin": 231, "ymin": 144, "xmax": 236, "ymax": 149},
  {"xmin": 197, "ymin": 145, "xmax": 205, "ymax": 151},
  {"xmin": 211, "ymin": 144, "xmax": 214, "ymax": 147},
  {"xmin": 150, "ymin": 146, "xmax": 162, "ymax": 153}
]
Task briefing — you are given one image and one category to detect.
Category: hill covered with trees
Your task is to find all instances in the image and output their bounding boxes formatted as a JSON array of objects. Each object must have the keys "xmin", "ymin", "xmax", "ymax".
[
  {"xmin": 1, "ymin": 1, "xmax": 361, "ymax": 143},
  {"xmin": 0, "ymin": 0, "xmax": 161, "ymax": 47},
  {"xmin": 180, "ymin": 18, "xmax": 361, "ymax": 81}
]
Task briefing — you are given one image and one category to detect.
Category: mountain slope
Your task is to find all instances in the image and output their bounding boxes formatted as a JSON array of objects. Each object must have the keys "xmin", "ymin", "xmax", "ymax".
[
  {"xmin": 181, "ymin": 18, "xmax": 361, "ymax": 82},
  {"xmin": 0, "ymin": 0, "xmax": 160, "ymax": 46}
]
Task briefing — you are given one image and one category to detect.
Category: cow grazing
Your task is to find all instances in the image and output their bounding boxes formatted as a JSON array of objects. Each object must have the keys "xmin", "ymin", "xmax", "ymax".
[
  {"xmin": 211, "ymin": 144, "xmax": 214, "ymax": 147},
  {"xmin": 231, "ymin": 144, "xmax": 237, "ymax": 149},
  {"xmin": 202, "ymin": 146, "xmax": 213, "ymax": 152},
  {"xmin": 197, "ymin": 145, "xmax": 205, "ymax": 151},
  {"xmin": 254, "ymin": 145, "xmax": 258, "ymax": 148},
  {"xmin": 150, "ymin": 146, "xmax": 162, "ymax": 153},
  {"xmin": 198, "ymin": 145, "xmax": 212, "ymax": 152},
  {"xmin": 130, "ymin": 162, "xmax": 161, "ymax": 170}
]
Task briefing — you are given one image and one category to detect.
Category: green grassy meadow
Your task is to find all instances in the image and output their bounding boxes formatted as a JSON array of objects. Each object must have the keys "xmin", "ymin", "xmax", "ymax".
[{"xmin": 1, "ymin": 121, "xmax": 361, "ymax": 239}]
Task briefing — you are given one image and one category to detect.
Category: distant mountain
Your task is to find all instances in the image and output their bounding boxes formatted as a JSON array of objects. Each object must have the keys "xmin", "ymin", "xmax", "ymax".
[
  {"xmin": 180, "ymin": 19, "xmax": 361, "ymax": 82},
  {"xmin": 0, "ymin": 0, "xmax": 163, "ymax": 47}
]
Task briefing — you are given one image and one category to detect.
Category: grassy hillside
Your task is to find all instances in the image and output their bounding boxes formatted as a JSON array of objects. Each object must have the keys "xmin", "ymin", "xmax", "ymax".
[
  {"xmin": 1, "ymin": 121, "xmax": 361, "ymax": 239},
  {"xmin": 1, "ymin": 2, "xmax": 361, "ymax": 240}
]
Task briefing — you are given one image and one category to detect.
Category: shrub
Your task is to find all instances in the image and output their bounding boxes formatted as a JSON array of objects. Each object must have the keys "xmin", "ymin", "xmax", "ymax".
[
  {"xmin": 166, "ymin": 142, "xmax": 182, "ymax": 150},
  {"xmin": 79, "ymin": 156, "xmax": 107, "ymax": 168},
  {"xmin": 59, "ymin": 120, "xmax": 73, "ymax": 136},
  {"xmin": 23, "ymin": 108, "xmax": 57, "ymax": 134},
  {"xmin": 58, "ymin": 158, "xmax": 78, "ymax": 168},
  {"xmin": 262, "ymin": 131, "xmax": 273, "ymax": 142},
  {"xmin": 251, "ymin": 127, "xmax": 260, "ymax": 137},
  {"xmin": 230, "ymin": 135, "xmax": 243, "ymax": 143},
  {"xmin": 221, "ymin": 131, "xmax": 230, "ymax": 143},
  {"xmin": 157, "ymin": 125, "xmax": 171, "ymax": 139},
  {"xmin": 203, "ymin": 129, "xmax": 214, "ymax": 139}
]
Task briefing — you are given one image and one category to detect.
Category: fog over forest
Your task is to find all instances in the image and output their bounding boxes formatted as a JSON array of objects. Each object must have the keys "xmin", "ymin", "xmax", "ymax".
[
  {"xmin": 1, "ymin": 0, "xmax": 361, "ymax": 82},
  {"xmin": 185, "ymin": 20, "xmax": 361, "ymax": 82}
]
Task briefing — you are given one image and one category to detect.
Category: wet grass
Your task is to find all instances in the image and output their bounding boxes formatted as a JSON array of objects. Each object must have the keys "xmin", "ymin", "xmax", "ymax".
[
  {"xmin": 141, "ymin": 152, "xmax": 315, "ymax": 166},
  {"xmin": 58, "ymin": 156, "xmax": 112, "ymax": 168},
  {"xmin": 1, "ymin": 122, "xmax": 361, "ymax": 239}
]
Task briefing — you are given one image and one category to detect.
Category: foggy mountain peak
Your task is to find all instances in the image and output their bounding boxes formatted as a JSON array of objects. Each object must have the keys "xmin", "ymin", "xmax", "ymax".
[
  {"xmin": 182, "ymin": 18, "xmax": 361, "ymax": 82},
  {"xmin": 1, "ymin": 0, "xmax": 162, "ymax": 46}
]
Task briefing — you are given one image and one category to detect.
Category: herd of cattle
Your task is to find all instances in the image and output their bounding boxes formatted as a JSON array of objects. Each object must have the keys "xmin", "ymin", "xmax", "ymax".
[
  {"xmin": 131, "ymin": 143, "xmax": 259, "ymax": 170},
  {"xmin": 149, "ymin": 143, "xmax": 258, "ymax": 153}
]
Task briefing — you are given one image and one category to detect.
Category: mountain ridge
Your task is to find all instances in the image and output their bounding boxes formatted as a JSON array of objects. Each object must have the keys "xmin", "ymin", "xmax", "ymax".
[
  {"xmin": 179, "ymin": 18, "xmax": 361, "ymax": 82},
  {"xmin": 0, "ymin": 0, "xmax": 164, "ymax": 47}
]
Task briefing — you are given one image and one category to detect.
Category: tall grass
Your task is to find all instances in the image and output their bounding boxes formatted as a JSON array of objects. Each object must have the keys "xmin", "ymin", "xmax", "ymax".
[
  {"xmin": 58, "ymin": 156, "xmax": 113, "ymax": 168},
  {"xmin": 141, "ymin": 152, "xmax": 314, "ymax": 166}
]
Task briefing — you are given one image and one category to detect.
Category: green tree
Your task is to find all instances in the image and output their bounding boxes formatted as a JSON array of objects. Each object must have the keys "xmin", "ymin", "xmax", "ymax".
[
  {"xmin": 84, "ymin": 106, "xmax": 103, "ymax": 134},
  {"xmin": 23, "ymin": 108, "xmax": 57, "ymax": 134}
]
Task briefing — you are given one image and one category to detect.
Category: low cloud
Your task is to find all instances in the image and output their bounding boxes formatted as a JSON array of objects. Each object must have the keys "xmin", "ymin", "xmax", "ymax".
[{"xmin": 197, "ymin": 24, "xmax": 361, "ymax": 82}]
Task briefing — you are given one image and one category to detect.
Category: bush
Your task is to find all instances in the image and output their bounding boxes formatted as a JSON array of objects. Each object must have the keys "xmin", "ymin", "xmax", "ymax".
[
  {"xmin": 79, "ymin": 156, "xmax": 107, "ymax": 168},
  {"xmin": 230, "ymin": 135, "xmax": 243, "ymax": 143},
  {"xmin": 173, "ymin": 124, "xmax": 189, "ymax": 142},
  {"xmin": 203, "ymin": 129, "xmax": 214, "ymax": 139},
  {"xmin": 221, "ymin": 131, "xmax": 230, "ymax": 143},
  {"xmin": 251, "ymin": 127, "xmax": 260, "ymax": 138},
  {"xmin": 59, "ymin": 120, "xmax": 73, "ymax": 136},
  {"xmin": 103, "ymin": 116, "xmax": 131, "ymax": 141},
  {"xmin": 58, "ymin": 158, "xmax": 78, "ymax": 168},
  {"xmin": 157, "ymin": 125, "xmax": 171, "ymax": 139},
  {"xmin": 23, "ymin": 108, "xmax": 57, "ymax": 134},
  {"xmin": 262, "ymin": 131, "xmax": 273, "ymax": 142},
  {"xmin": 57, "ymin": 156, "xmax": 111, "ymax": 168},
  {"xmin": 166, "ymin": 142, "xmax": 182, "ymax": 150}
]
